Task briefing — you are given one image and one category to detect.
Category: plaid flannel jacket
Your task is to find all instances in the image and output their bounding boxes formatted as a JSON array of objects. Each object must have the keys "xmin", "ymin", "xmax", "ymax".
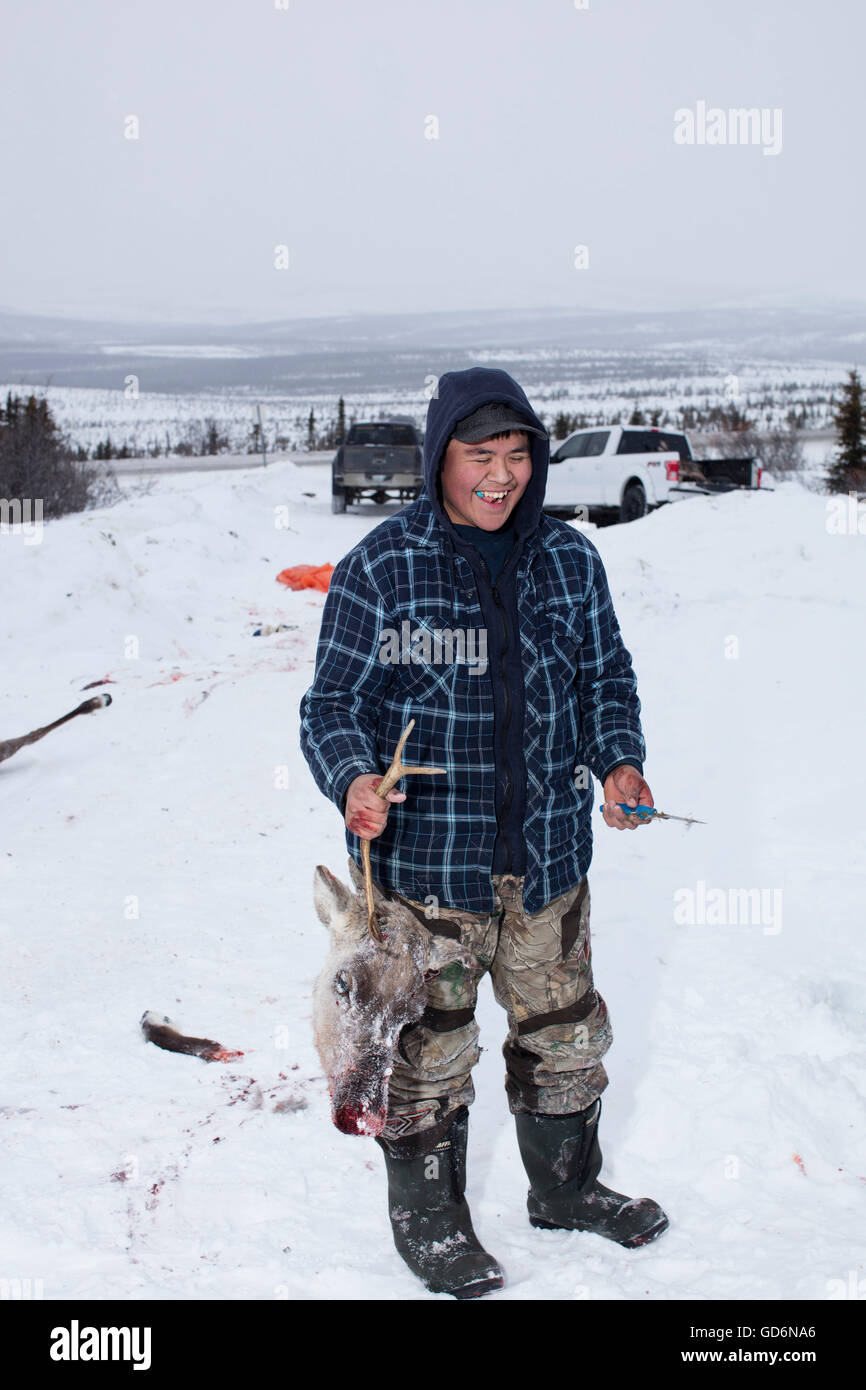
[{"xmin": 299, "ymin": 496, "xmax": 645, "ymax": 914}]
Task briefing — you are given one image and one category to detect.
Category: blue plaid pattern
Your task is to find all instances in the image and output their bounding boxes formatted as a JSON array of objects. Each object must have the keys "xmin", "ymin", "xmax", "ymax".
[{"xmin": 299, "ymin": 497, "xmax": 645, "ymax": 913}]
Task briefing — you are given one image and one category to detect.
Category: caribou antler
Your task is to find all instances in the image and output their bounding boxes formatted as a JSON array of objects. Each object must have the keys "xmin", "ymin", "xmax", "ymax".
[
  {"xmin": 361, "ymin": 719, "xmax": 445, "ymax": 941},
  {"xmin": 0, "ymin": 694, "xmax": 112, "ymax": 766}
]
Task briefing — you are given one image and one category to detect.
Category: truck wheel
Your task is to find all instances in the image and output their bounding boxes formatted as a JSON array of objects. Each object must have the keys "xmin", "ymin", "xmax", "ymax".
[
  {"xmin": 620, "ymin": 482, "xmax": 647, "ymax": 523},
  {"xmin": 331, "ymin": 486, "xmax": 347, "ymax": 514}
]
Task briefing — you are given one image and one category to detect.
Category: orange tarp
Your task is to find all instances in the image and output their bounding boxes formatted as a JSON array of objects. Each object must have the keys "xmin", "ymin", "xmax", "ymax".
[{"xmin": 276, "ymin": 563, "xmax": 334, "ymax": 593}]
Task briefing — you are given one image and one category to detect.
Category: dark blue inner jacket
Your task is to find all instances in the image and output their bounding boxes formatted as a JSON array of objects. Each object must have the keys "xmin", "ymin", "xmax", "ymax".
[{"xmin": 425, "ymin": 369, "xmax": 553, "ymax": 876}]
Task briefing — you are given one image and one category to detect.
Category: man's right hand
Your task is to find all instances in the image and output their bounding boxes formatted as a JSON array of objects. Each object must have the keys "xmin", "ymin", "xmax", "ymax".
[{"xmin": 345, "ymin": 774, "xmax": 406, "ymax": 839}]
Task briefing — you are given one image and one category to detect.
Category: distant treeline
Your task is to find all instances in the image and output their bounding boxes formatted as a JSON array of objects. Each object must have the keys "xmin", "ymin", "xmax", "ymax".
[
  {"xmin": 80, "ymin": 398, "xmax": 356, "ymax": 460},
  {"xmin": 77, "ymin": 396, "xmax": 828, "ymax": 461},
  {"xmin": 2, "ymin": 371, "xmax": 863, "ymax": 519},
  {"xmin": 547, "ymin": 399, "xmax": 821, "ymax": 440}
]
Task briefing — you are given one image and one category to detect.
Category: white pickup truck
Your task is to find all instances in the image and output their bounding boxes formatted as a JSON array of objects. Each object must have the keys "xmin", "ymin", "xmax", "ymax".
[{"xmin": 544, "ymin": 424, "xmax": 762, "ymax": 523}]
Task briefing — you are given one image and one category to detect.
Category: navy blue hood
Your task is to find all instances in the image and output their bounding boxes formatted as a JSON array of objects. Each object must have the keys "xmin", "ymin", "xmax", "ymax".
[{"xmin": 422, "ymin": 367, "xmax": 549, "ymax": 540}]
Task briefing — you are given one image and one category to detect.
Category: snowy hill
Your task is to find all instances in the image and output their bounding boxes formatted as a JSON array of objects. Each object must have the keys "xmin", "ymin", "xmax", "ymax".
[{"xmin": 1, "ymin": 464, "xmax": 864, "ymax": 1300}]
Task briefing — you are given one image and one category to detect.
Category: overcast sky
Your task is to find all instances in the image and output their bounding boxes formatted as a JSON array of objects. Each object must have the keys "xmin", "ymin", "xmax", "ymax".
[{"xmin": 1, "ymin": 0, "xmax": 863, "ymax": 323}]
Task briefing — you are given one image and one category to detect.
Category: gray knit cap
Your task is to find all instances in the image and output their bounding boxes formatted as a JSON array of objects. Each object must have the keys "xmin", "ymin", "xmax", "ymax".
[{"xmin": 450, "ymin": 401, "xmax": 548, "ymax": 445}]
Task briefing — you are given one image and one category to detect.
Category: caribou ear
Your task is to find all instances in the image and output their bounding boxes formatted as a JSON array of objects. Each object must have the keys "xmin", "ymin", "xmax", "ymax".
[
  {"xmin": 313, "ymin": 866, "xmax": 354, "ymax": 932},
  {"xmin": 424, "ymin": 934, "xmax": 474, "ymax": 976}
]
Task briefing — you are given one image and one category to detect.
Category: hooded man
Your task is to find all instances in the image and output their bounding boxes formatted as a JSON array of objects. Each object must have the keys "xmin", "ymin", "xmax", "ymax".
[{"xmin": 300, "ymin": 366, "xmax": 668, "ymax": 1299}]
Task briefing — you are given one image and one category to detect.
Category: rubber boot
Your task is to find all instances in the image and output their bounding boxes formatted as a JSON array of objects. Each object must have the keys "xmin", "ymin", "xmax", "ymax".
[
  {"xmin": 376, "ymin": 1106, "xmax": 504, "ymax": 1298},
  {"xmin": 514, "ymin": 1098, "xmax": 669, "ymax": 1249}
]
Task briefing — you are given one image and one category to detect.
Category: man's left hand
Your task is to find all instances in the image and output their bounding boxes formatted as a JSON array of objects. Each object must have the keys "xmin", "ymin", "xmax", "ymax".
[{"xmin": 601, "ymin": 764, "xmax": 654, "ymax": 831}]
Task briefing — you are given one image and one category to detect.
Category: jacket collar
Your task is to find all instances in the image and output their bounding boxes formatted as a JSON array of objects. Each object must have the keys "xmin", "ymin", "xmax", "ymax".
[{"xmin": 401, "ymin": 495, "xmax": 543, "ymax": 563}]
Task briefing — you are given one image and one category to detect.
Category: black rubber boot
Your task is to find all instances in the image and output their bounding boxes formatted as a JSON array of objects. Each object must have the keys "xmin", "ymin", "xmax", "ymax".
[
  {"xmin": 514, "ymin": 1098, "xmax": 669, "ymax": 1249},
  {"xmin": 376, "ymin": 1106, "xmax": 504, "ymax": 1298}
]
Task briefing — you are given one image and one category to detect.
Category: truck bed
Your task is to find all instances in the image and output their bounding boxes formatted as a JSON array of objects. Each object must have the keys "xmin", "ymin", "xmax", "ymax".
[{"xmin": 673, "ymin": 457, "xmax": 761, "ymax": 493}]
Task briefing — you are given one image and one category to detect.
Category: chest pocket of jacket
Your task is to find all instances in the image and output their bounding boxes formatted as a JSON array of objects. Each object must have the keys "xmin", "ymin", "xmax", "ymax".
[
  {"xmin": 390, "ymin": 656, "xmax": 459, "ymax": 705},
  {"xmin": 547, "ymin": 607, "xmax": 584, "ymax": 692},
  {"xmin": 382, "ymin": 618, "xmax": 466, "ymax": 706}
]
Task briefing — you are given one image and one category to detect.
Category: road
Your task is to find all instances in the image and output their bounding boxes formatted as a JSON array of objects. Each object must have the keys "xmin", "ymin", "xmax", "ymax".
[{"xmin": 108, "ymin": 450, "xmax": 334, "ymax": 476}]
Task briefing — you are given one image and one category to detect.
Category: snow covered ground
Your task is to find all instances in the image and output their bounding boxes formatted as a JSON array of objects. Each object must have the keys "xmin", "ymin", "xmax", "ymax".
[{"xmin": 1, "ymin": 463, "xmax": 864, "ymax": 1301}]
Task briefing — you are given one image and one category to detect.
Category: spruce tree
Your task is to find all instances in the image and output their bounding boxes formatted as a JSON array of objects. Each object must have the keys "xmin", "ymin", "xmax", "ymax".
[
  {"xmin": 337, "ymin": 396, "xmax": 346, "ymax": 444},
  {"xmin": 203, "ymin": 418, "xmax": 228, "ymax": 456},
  {"xmin": 0, "ymin": 390, "xmax": 113, "ymax": 517},
  {"xmin": 827, "ymin": 368, "xmax": 866, "ymax": 493}
]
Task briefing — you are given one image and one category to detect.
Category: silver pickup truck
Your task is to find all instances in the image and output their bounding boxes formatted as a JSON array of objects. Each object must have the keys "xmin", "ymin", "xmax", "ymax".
[{"xmin": 332, "ymin": 419, "xmax": 423, "ymax": 513}]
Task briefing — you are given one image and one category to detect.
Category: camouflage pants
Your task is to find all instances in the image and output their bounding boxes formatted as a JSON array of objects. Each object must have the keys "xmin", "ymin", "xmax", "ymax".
[{"xmin": 348, "ymin": 858, "xmax": 612, "ymax": 1142}]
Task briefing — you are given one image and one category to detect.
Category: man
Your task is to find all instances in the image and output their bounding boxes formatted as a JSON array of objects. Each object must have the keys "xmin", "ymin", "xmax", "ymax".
[{"xmin": 300, "ymin": 366, "xmax": 668, "ymax": 1299}]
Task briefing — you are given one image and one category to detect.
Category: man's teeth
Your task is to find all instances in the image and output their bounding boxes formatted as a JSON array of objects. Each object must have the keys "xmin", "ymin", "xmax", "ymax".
[{"xmin": 476, "ymin": 490, "xmax": 509, "ymax": 499}]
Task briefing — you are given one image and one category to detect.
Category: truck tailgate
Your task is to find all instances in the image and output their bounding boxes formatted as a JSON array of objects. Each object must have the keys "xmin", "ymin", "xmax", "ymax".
[{"xmin": 339, "ymin": 445, "xmax": 419, "ymax": 479}]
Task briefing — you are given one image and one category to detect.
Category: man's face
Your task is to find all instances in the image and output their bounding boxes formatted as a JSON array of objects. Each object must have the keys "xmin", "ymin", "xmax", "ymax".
[{"xmin": 440, "ymin": 431, "xmax": 533, "ymax": 531}]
